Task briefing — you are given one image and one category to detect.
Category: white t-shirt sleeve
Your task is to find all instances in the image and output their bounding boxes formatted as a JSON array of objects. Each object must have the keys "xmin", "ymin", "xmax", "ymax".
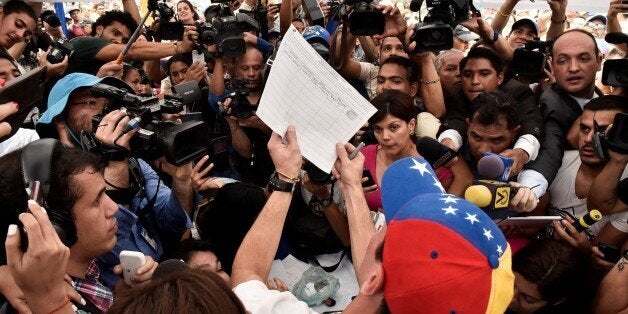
[{"xmin": 233, "ymin": 280, "xmax": 319, "ymax": 314}]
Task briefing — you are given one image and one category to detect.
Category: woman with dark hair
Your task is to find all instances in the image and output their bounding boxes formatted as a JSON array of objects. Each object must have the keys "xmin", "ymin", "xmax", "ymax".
[
  {"xmin": 0, "ymin": 0, "xmax": 37, "ymax": 48},
  {"xmin": 177, "ymin": 0, "xmax": 200, "ymax": 25},
  {"xmin": 362, "ymin": 90, "xmax": 454, "ymax": 211},
  {"xmin": 508, "ymin": 239, "xmax": 596, "ymax": 313},
  {"xmin": 108, "ymin": 268, "xmax": 246, "ymax": 314}
]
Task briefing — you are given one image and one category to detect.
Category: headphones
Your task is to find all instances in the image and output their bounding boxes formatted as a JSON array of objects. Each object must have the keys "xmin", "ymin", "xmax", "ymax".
[{"xmin": 21, "ymin": 139, "xmax": 77, "ymax": 247}]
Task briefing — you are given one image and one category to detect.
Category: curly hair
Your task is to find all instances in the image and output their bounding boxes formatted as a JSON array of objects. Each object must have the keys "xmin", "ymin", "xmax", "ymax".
[{"xmin": 91, "ymin": 10, "xmax": 138, "ymax": 36}]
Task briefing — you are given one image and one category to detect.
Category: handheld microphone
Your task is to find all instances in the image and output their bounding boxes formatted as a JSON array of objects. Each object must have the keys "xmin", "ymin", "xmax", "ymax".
[
  {"xmin": 477, "ymin": 153, "xmax": 513, "ymax": 181},
  {"xmin": 605, "ymin": 32, "xmax": 628, "ymax": 45},
  {"xmin": 572, "ymin": 210, "xmax": 602, "ymax": 233},
  {"xmin": 416, "ymin": 137, "xmax": 457, "ymax": 169},
  {"xmin": 464, "ymin": 180, "xmax": 519, "ymax": 211}
]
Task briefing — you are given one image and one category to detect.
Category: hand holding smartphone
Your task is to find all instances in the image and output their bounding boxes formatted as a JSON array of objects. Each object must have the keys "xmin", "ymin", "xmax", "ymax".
[{"xmin": 119, "ymin": 251, "xmax": 146, "ymax": 285}]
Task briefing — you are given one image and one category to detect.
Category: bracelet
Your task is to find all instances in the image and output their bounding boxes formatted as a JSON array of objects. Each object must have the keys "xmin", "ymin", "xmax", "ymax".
[
  {"xmin": 420, "ymin": 78, "xmax": 440, "ymax": 85},
  {"xmin": 551, "ymin": 15, "xmax": 567, "ymax": 24},
  {"xmin": 173, "ymin": 41, "xmax": 180, "ymax": 54},
  {"xmin": 276, "ymin": 169, "xmax": 301, "ymax": 183},
  {"xmin": 47, "ymin": 296, "xmax": 71, "ymax": 314},
  {"xmin": 497, "ymin": 9, "xmax": 512, "ymax": 17}
]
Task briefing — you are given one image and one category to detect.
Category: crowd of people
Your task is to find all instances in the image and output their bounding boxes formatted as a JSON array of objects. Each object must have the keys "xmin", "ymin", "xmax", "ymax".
[{"xmin": 0, "ymin": 0, "xmax": 627, "ymax": 313}]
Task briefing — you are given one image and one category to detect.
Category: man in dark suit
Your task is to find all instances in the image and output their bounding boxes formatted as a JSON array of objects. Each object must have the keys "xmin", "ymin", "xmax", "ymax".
[
  {"xmin": 438, "ymin": 47, "xmax": 543, "ymax": 175},
  {"xmin": 519, "ymin": 29, "xmax": 604, "ymax": 198}
]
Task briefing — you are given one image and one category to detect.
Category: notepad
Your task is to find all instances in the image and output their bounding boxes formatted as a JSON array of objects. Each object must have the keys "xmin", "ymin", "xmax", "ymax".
[{"xmin": 257, "ymin": 25, "xmax": 377, "ymax": 173}]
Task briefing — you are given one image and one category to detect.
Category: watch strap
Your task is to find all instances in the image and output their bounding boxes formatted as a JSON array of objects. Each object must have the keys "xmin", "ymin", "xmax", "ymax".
[{"xmin": 269, "ymin": 172, "xmax": 296, "ymax": 193}]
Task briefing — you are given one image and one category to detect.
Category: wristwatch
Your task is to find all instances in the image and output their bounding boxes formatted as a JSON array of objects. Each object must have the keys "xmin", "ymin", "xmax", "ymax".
[
  {"xmin": 268, "ymin": 172, "xmax": 297, "ymax": 193},
  {"xmin": 320, "ymin": 197, "xmax": 333, "ymax": 208},
  {"xmin": 485, "ymin": 30, "xmax": 500, "ymax": 45}
]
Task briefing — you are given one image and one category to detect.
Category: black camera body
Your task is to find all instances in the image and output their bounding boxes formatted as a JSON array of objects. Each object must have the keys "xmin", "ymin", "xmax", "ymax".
[
  {"xmin": 511, "ymin": 40, "xmax": 552, "ymax": 79},
  {"xmin": 602, "ymin": 59, "xmax": 628, "ymax": 86},
  {"xmin": 410, "ymin": 0, "xmax": 471, "ymax": 53},
  {"xmin": 593, "ymin": 112, "xmax": 628, "ymax": 160},
  {"xmin": 227, "ymin": 78, "xmax": 254, "ymax": 119},
  {"xmin": 349, "ymin": 1, "xmax": 385, "ymax": 36},
  {"xmin": 47, "ymin": 38, "xmax": 73, "ymax": 64},
  {"xmin": 197, "ymin": 13, "xmax": 259, "ymax": 57},
  {"xmin": 89, "ymin": 83, "xmax": 209, "ymax": 166}
]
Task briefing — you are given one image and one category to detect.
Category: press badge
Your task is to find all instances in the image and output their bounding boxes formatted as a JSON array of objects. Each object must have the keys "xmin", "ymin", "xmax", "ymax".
[{"xmin": 140, "ymin": 226, "xmax": 158, "ymax": 251}]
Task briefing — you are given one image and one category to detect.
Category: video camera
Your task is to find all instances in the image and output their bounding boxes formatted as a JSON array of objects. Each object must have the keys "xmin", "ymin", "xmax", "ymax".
[
  {"xmin": 225, "ymin": 78, "xmax": 254, "ymax": 119},
  {"xmin": 510, "ymin": 39, "xmax": 552, "ymax": 79},
  {"xmin": 603, "ymin": 32, "xmax": 628, "ymax": 87},
  {"xmin": 592, "ymin": 112, "xmax": 628, "ymax": 160},
  {"xmin": 409, "ymin": 0, "xmax": 476, "ymax": 53},
  {"xmin": 86, "ymin": 83, "xmax": 209, "ymax": 166},
  {"xmin": 346, "ymin": 0, "xmax": 385, "ymax": 36},
  {"xmin": 196, "ymin": 13, "xmax": 259, "ymax": 57}
]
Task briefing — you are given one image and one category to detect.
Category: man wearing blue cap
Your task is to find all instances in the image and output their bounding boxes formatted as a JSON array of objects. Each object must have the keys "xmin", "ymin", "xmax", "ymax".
[
  {"xmin": 36, "ymin": 73, "xmax": 193, "ymax": 289},
  {"xmin": 491, "ymin": 0, "xmax": 568, "ymax": 44}
]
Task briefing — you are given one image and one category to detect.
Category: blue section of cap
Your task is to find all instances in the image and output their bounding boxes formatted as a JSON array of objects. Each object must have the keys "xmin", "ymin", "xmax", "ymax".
[
  {"xmin": 302, "ymin": 25, "xmax": 330, "ymax": 47},
  {"xmin": 381, "ymin": 157, "xmax": 445, "ymax": 223}
]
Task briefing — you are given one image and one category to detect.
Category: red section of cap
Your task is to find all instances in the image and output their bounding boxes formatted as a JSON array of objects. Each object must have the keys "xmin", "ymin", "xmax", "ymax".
[{"xmin": 383, "ymin": 220, "xmax": 491, "ymax": 313}]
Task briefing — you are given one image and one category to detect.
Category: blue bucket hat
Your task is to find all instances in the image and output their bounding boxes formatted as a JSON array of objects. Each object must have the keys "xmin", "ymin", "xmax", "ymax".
[{"xmin": 38, "ymin": 73, "xmax": 133, "ymax": 126}]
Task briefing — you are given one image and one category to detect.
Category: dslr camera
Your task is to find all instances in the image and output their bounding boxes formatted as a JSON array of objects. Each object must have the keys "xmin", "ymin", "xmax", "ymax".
[
  {"xmin": 86, "ymin": 83, "xmax": 210, "ymax": 166},
  {"xmin": 196, "ymin": 13, "xmax": 259, "ymax": 57},
  {"xmin": 225, "ymin": 78, "xmax": 254, "ymax": 119},
  {"xmin": 510, "ymin": 40, "xmax": 552, "ymax": 79},
  {"xmin": 603, "ymin": 32, "xmax": 628, "ymax": 86},
  {"xmin": 47, "ymin": 38, "xmax": 73, "ymax": 64},
  {"xmin": 347, "ymin": 0, "xmax": 385, "ymax": 36},
  {"xmin": 592, "ymin": 112, "xmax": 628, "ymax": 160},
  {"xmin": 410, "ymin": 0, "xmax": 473, "ymax": 53}
]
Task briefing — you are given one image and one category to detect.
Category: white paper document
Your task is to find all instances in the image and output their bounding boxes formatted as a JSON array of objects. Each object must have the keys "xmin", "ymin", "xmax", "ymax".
[{"xmin": 257, "ymin": 25, "xmax": 377, "ymax": 172}]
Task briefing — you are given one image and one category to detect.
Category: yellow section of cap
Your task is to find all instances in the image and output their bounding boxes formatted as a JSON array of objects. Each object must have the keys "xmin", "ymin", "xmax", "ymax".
[
  {"xmin": 486, "ymin": 245, "xmax": 515, "ymax": 314},
  {"xmin": 589, "ymin": 209, "xmax": 602, "ymax": 221}
]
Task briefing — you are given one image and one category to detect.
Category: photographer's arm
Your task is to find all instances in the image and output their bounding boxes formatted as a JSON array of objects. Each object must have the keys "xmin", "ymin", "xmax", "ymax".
[
  {"xmin": 545, "ymin": 0, "xmax": 568, "ymax": 41},
  {"xmin": 413, "ymin": 52, "xmax": 445, "ymax": 119},
  {"xmin": 587, "ymin": 150, "xmax": 628, "ymax": 215},
  {"xmin": 209, "ymin": 55, "xmax": 226, "ymax": 96},
  {"xmin": 607, "ymin": 1, "xmax": 628, "ymax": 52},
  {"xmin": 358, "ymin": 36, "xmax": 378, "ymax": 63},
  {"xmin": 302, "ymin": 175, "xmax": 351, "ymax": 247},
  {"xmin": 95, "ymin": 111, "xmax": 136, "ymax": 197},
  {"xmin": 122, "ymin": 0, "xmax": 142, "ymax": 25},
  {"xmin": 491, "ymin": 0, "xmax": 518, "ymax": 34},
  {"xmin": 96, "ymin": 28, "xmax": 196, "ymax": 62},
  {"xmin": 334, "ymin": 28, "xmax": 362, "ymax": 79},
  {"xmin": 231, "ymin": 127, "xmax": 302, "ymax": 288},
  {"xmin": 464, "ymin": 18, "xmax": 514, "ymax": 63},
  {"xmin": 279, "ymin": 0, "xmax": 293, "ymax": 35}
]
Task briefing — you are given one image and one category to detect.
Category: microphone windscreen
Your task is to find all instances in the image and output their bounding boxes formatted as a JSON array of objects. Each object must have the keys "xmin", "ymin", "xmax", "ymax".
[
  {"xmin": 477, "ymin": 154, "xmax": 505, "ymax": 180},
  {"xmin": 464, "ymin": 185, "xmax": 492, "ymax": 208},
  {"xmin": 152, "ymin": 259, "xmax": 189, "ymax": 279},
  {"xmin": 416, "ymin": 137, "xmax": 456, "ymax": 168},
  {"xmin": 605, "ymin": 32, "xmax": 628, "ymax": 45}
]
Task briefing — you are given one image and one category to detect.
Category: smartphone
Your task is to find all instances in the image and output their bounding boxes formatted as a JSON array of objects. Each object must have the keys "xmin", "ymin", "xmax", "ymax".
[
  {"xmin": 192, "ymin": 49, "xmax": 205, "ymax": 64},
  {"xmin": 598, "ymin": 243, "xmax": 621, "ymax": 263},
  {"xmin": 119, "ymin": 250, "xmax": 146, "ymax": 285},
  {"xmin": 362, "ymin": 169, "xmax": 375, "ymax": 187}
]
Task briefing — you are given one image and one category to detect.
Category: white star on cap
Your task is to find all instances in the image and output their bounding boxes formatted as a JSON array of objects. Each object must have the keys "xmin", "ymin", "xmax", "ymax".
[
  {"xmin": 432, "ymin": 176, "xmax": 445, "ymax": 192},
  {"xmin": 483, "ymin": 228, "xmax": 494, "ymax": 241},
  {"xmin": 410, "ymin": 158, "xmax": 430, "ymax": 176},
  {"xmin": 442, "ymin": 206, "xmax": 458, "ymax": 215},
  {"xmin": 497, "ymin": 245, "xmax": 503, "ymax": 255},
  {"xmin": 440, "ymin": 195, "xmax": 458, "ymax": 204},
  {"xmin": 465, "ymin": 213, "xmax": 479, "ymax": 224}
]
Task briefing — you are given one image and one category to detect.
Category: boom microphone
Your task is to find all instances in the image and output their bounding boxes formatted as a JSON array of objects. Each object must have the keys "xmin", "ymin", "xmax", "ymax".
[
  {"xmin": 464, "ymin": 180, "xmax": 519, "ymax": 211},
  {"xmin": 572, "ymin": 210, "xmax": 602, "ymax": 233},
  {"xmin": 477, "ymin": 153, "xmax": 513, "ymax": 181},
  {"xmin": 416, "ymin": 137, "xmax": 457, "ymax": 169}
]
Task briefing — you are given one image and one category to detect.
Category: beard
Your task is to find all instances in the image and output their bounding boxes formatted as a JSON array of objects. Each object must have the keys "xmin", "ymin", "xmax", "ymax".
[{"xmin": 66, "ymin": 113, "xmax": 94, "ymax": 136}]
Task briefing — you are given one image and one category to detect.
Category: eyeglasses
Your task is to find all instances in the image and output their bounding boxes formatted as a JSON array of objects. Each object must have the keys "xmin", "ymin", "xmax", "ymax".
[{"xmin": 70, "ymin": 99, "xmax": 108, "ymax": 111}]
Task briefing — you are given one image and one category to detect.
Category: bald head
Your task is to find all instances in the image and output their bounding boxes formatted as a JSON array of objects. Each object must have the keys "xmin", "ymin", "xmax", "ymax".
[{"xmin": 550, "ymin": 30, "xmax": 602, "ymax": 98}]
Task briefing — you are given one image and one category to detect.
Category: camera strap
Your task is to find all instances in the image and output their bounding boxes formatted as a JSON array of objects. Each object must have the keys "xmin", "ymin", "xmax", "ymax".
[{"xmin": 79, "ymin": 131, "xmax": 131, "ymax": 162}]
